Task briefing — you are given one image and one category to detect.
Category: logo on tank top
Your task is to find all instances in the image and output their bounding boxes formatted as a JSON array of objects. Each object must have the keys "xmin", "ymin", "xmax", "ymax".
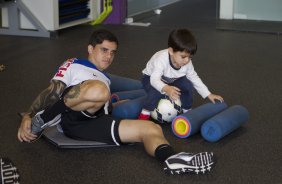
[{"xmin": 55, "ymin": 58, "xmax": 75, "ymax": 77}]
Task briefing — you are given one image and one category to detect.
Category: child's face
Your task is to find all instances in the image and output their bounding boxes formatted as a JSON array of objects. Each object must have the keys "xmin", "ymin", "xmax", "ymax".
[
  {"xmin": 88, "ymin": 40, "xmax": 118, "ymax": 71},
  {"xmin": 168, "ymin": 48, "xmax": 191, "ymax": 69}
]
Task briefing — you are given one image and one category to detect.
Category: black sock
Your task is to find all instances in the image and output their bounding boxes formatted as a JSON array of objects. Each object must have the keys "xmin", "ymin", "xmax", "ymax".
[
  {"xmin": 40, "ymin": 98, "xmax": 68, "ymax": 122},
  {"xmin": 155, "ymin": 144, "xmax": 175, "ymax": 162}
]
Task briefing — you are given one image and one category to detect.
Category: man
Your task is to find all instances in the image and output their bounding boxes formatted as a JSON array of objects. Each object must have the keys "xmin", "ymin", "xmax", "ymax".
[{"xmin": 17, "ymin": 29, "xmax": 215, "ymax": 175}]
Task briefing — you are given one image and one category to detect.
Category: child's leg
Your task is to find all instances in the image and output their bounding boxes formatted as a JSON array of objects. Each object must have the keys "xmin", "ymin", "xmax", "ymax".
[
  {"xmin": 141, "ymin": 75, "xmax": 163, "ymax": 111},
  {"xmin": 139, "ymin": 75, "xmax": 163, "ymax": 119},
  {"xmin": 172, "ymin": 77, "xmax": 194, "ymax": 110}
]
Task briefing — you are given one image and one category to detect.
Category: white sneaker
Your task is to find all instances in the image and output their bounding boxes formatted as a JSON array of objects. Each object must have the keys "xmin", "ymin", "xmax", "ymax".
[
  {"xmin": 164, "ymin": 152, "xmax": 215, "ymax": 174},
  {"xmin": 30, "ymin": 110, "xmax": 61, "ymax": 142},
  {"xmin": 0, "ymin": 157, "xmax": 20, "ymax": 183}
]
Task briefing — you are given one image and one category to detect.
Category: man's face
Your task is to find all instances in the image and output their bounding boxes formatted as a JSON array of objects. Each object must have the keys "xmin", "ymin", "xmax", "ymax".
[{"xmin": 88, "ymin": 40, "xmax": 118, "ymax": 71}]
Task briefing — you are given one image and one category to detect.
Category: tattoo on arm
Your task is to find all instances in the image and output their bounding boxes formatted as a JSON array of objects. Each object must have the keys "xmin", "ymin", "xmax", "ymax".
[
  {"xmin": 64, "ymin": 85, "xmax": 80, "ymax": 104},
  {"xmin": 27, "ymin": 80, "xmax": 66, "ymax": 117}
]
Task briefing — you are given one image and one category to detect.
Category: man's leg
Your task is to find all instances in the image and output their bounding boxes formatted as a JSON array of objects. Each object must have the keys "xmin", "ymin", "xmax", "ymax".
[
  {"xmin": 31, "ymin": 80, "xmax": 110, "ymax": 138},
  {"xmin": 63, "ymin": 80, "xmax": 110, "ymax": 113},
  {"xmin": 118, "ymin": 119, "xmax": 215, "ymax": 174},
  {"xmin": 119, "ymin": 119, "xmax": 171, "ymax": 156}
]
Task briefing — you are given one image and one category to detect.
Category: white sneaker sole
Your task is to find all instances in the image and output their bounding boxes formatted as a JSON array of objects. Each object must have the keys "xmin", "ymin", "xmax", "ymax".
[{"xmin": 164, "ymin": 152, "xmax": 215, "ymax": 174}]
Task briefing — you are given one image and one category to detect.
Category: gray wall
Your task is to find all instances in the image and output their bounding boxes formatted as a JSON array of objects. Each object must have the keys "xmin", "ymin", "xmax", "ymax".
[{"xmin": 234, "ymin": 0, "xmax": 282, "ymax": 21}]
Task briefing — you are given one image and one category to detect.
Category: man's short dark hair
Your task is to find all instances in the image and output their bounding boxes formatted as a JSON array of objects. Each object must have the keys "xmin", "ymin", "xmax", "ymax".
[
  {"xmin": 168, "ymin": 28, "xmax": 197, "ymax": 55},
  {"xmin": 89, "ymin": 29, "xmax": 119, "ymax": 47}
]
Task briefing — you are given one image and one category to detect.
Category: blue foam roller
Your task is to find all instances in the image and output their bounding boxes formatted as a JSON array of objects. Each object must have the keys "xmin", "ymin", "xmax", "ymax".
[
  {"xmin": 171, "ymin": 102, "xmax": 228, "ymax": 138},
  {"xmin": 112, "ymin": 96, "xmax": 146, "ymax": 119},
  {"xmin": 111, "ymin": 89, "xmax": 146, "ymax": 103},
  {"xmin": 108, "ymin": 74, "xmax": 143, "ymax": 93},
  {"xmin": 201, "ymin": 105, "xmax": 249, "ymax": 142}
]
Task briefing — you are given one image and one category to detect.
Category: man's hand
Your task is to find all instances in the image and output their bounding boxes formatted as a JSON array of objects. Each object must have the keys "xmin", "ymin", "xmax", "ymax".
[
  {"xmin": 207, "ymin": 93, "xmax": 224, "ymax": 104},
  {"xmin": 17, "ymin": 115, "xmax": 37, "ymax": 142}
]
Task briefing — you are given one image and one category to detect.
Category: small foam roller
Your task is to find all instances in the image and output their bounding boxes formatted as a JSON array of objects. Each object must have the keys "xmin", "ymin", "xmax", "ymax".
[
  {"xmin": 201, "ymin": 105, "xmax": 249, "ymax": 142},
  {"xmin": 171, "ymin": 102, "xmax": 228, "ymax": 138},
  {"xmin": 111, "ymin": 89, "xmax": 146, "ymax": 103},
  {"xmin": 112, "ymin": 96, "xmax": 146, "ymax": 119}
]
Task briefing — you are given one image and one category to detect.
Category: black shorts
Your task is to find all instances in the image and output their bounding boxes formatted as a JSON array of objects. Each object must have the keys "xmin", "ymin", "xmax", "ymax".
[{"xmin": 60, "ymin": 109, "xmax": 123, "ymax": 146}]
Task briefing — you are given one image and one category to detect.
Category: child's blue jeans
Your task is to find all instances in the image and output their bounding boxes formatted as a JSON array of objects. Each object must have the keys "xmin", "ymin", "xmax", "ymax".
[{"xmin": 141, "ymin": 75, "xmax": 194, "ymax": 111}]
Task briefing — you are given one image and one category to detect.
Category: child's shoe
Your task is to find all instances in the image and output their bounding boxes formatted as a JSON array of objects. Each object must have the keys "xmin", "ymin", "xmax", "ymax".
[{"xmin": 138, "ymin": 113, "xmax": 150, "ymax": 120}]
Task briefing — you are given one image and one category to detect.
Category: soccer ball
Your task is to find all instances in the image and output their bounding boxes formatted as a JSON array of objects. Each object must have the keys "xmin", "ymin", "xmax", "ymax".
[{"xmin": 151, "ymin": 96, "xmax": 182, "ymax": 123}]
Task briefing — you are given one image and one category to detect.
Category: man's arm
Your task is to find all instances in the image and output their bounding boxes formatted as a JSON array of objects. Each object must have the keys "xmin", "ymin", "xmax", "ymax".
[
  {"xmin": 22, "ymin": 80, "xmax": 66, "ymax": 117},
  {"xmin": 18, "ymin": 80, "xmax": 66, "ymax": 142}
]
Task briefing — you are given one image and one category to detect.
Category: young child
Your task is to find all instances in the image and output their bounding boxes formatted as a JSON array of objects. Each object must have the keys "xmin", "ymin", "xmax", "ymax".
[{"xmin": 139, "ymin": 28, "xmax": 224, "ymax": 120}]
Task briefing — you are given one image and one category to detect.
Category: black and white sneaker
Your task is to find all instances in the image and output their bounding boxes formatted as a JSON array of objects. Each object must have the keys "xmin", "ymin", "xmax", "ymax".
[
  {"xmin": 30, "ymin": 110, "xmax": 61, "ymax": 142},
  {"xmin": 164, "ymin": 152, "xmax": 215, "ymax": 174},
  {"xmin": 0, "ymin": 157, "xmax": 20, "ymax": 184}
]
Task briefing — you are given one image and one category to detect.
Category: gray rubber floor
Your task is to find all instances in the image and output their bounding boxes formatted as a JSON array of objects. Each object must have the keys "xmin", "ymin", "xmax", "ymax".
[{"xmin": 0, "ymin": 0, "xmax": 282, "ymax": 183}]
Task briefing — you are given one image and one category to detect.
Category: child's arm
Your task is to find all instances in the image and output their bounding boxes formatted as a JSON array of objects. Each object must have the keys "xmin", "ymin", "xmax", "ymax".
[{"xmin": 185, "ymin": 62, "xmax": 224, "ymax": 103}]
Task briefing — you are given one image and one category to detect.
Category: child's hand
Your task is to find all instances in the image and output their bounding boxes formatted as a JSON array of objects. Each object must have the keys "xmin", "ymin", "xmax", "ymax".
[
  {"xmin": 162, "ymin": 85, "xmax": 181, "ymax": 101},
  {"xmin": 208, "ymin": 93, "xmax": 224, "ymax": 103}
]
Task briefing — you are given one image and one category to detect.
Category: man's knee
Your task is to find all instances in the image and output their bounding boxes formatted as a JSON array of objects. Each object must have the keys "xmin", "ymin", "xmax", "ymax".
[
  {"xmin": 81, "ymin": 80, "xmax": 110, "ymax": 102},
  {"xmin": 144, "ymin": 121, "xmax": 163, "ymax": 137}
]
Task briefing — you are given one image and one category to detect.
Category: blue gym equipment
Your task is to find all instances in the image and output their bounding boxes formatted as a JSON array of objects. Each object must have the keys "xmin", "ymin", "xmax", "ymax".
[
  {"xmin": 108, "ymin": 73, "xmax": 143, "ymax": 92},
  {"xmin": 171, "ymin": 102, "xmax": 228, "ymax": 138},
  {"xmin": 201, "ymin": 105, "xmax": 249, "ymax": 142},
  {"xmin": 112, "ymin": 96, "xmax": 146, "ymax": 119},
  {"xmin": 108, "ymin": 74, "xmax": 146, "ymax": 119},
  {"xmin": 111, "ymin": 89, "xmax": 146, "ymax": 103}
]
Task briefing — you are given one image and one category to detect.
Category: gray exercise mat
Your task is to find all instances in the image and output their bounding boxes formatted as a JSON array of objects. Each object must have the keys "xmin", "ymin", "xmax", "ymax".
[{"xmin": 43, "ymin": 126, "xmax": 117, "ymax": 148}]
